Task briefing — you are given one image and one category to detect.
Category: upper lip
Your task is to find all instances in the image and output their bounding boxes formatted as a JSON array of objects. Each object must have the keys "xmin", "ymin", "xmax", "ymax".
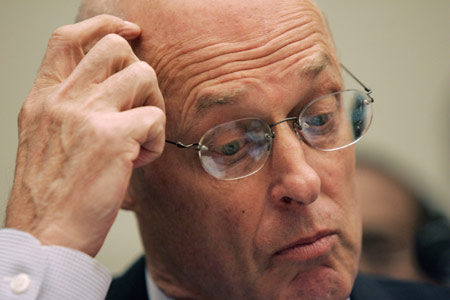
[{"xmin": 275, "ymin": 230, "xmax": 336, "ymax": 255}]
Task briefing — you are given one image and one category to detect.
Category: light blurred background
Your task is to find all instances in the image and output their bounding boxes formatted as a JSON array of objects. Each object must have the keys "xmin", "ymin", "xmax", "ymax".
[{"xmin": 1, "ymin": 0, "xmax": 449, "ymax": 275}]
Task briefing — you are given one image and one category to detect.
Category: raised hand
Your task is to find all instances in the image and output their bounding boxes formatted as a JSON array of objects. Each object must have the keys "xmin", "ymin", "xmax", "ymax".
[{"xmin": 6, "ymin": 15, "xmax": 165, "ymax": 257}]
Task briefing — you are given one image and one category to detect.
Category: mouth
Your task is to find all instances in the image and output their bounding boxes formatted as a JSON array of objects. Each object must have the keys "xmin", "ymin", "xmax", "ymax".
[{"xmin": 274, "ymin": 231, "xmax": 337, "ymax": 261}]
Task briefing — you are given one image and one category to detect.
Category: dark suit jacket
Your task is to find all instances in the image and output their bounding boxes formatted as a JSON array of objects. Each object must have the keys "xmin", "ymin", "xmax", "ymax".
[{"xmin": 106, "ymin": 256, "xmax": 450, "ymax": 300}]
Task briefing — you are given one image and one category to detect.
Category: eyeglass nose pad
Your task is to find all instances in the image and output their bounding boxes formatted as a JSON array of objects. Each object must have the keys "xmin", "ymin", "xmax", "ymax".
[
  {"xmin": 292, "ymin": 120, "xmax": 303, "ymax": 140},
  {"xmin": 264, "ymin": 131, "xmax": 275, "ymax": 152}
]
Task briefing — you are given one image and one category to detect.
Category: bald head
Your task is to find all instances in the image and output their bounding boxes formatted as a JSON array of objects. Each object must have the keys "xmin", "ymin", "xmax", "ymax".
[
  {"xmin": 78, "ymin": 0, "xmax": 335, "ymax": 124},
  {"xmin": 77, "ymin": 0, "xmax": 122, "ymax": 21}
]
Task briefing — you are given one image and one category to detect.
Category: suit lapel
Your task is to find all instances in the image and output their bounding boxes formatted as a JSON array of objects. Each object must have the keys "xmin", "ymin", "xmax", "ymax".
[
  {"xmin": 106, "ymin": 256, "xmax": 149, "ymax": 300},
  {"xmin": 351, "ymin": 274, "xmax": 396, "ymax": 300}
]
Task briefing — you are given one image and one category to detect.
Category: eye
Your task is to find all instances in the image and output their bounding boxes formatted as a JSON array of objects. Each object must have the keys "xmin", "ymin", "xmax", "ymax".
[
  {"xmin": 303, "ymin": 113, "xmax": 334, "ymax": 133},
  {"xmin": 209, "ymin": 137, "xmax": 249, "ymax": 166},
  {"xmin": 307, "ymin": 114, "xmax": 330, "ymax": 127},
  {"xmin": 301, "ymin": 95, "xmax": 339, "ymax": 136},
  {"xmin": 220, "ymin": 140, "xmax": 241, "ymax": 156}
]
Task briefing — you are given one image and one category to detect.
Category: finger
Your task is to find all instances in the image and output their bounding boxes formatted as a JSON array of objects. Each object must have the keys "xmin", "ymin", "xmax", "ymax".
[
  {"xmin": 51, "ymin": 14, "xmax": 140, "ymax": 54},
  {"xmin": 119, "ymin": 106, "xmax": 166, "ymax": 168},
  {"xmin": 66, "ymin": 33, "xmax": 140, "ymax": 89},
  {"xmin": 39, "ymin": 15, "xmax": 140, "ymax": 80},
  {"xmin": 94, "ymin": 61, "xmax": 165, "ymax": 112}
]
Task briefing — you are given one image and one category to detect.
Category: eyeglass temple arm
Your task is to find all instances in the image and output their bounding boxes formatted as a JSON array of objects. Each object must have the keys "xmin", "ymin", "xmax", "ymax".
[
  {"xmin": 340, "ymin": 63, "xmax": 373, "ymax": 98},
  {"xmin": 165, "ymin": 140, "xmax": 200, "ymax": 149}
]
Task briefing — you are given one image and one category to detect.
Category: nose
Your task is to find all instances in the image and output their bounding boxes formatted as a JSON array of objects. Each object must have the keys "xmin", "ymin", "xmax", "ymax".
[{"xmin": 267, "ymin": 123, "xmax": 321, "ymax": 206}]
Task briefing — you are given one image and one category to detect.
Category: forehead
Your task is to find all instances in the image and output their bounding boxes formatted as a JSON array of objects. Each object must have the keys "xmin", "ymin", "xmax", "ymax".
[
  {"xmin": 133, "ymin": 0, "xmax": 337, "ymax": 130},
  {"xmin": 136, "ymin": 0, "xmax": 326, "ymax": 40}
]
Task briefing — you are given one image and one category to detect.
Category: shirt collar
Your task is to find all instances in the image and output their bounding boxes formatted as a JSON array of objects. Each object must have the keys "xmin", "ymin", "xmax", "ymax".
[
  {"xmin": 146, "ymin": 268, "xmax": 350, "ymax": 300},
  {"xmin": 146, "ymin": 269, "xmax": 174, "ymax": 300}
]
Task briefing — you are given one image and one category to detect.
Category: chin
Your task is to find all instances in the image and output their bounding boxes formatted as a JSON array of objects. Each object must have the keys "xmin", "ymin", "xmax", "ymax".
[{"xmin": 280, "ymin": 266, "xmax": 354, "ymax": 300}]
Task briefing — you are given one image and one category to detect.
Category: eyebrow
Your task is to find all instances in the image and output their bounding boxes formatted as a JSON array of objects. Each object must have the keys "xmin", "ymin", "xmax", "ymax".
[
  {"xmin": 194, "ymin": 52, "xmax": 331, "ymax": 114},
  {"xmin": 300, "ymin": 52, "xmax": 331, "ymax": 77},
  {"xmin": 195, "ymin": 90, "xmax": 243, "ymax": 114}
]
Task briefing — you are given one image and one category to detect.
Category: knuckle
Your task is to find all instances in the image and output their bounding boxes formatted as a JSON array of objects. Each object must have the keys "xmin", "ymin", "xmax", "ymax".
[
  {"xmin": 153, "ymin": 107, "xmax": 166, "ymax": 124},
  {"xmin": 79, "ymin": 113, "xmax": 114, "ymax": 146},
  {"xmin": 153, "ymin": 138, "xmax": 165, "ymax": 157},
  {"xmin": 98, "ymin": 34, "xmax": 134, "ymax": 59},
  {"xmin": 102, "ymin": 33, "xmax": 129, "ymax": 49},
  {"xmin": 146, "ymin": 107, "xmax": 166, "ymax": 132},
  {"xmin": 134, "ymin": 61, "xmax": 153, "ymax": 74},
  {"xmin": 49, "ymin": 25, "xmax": 79, "ymax": 50},
  {"xmin": 89, "ymin": 117, "xmax": 109, "ymax": 139},
  {"xmin": 133, "ymin": 61, "xmax": 157, "ymax": 83},
  {"xmin": 17, "ymin": 101, "xmax": 33, "ymax": 127},
  {"xmin": 51, "ymin": 24, "xmax": 72, "ymax": 38},
  {"xmin": 43, "ymin": 100, "xmax": 69, "ymax": 125},
  {"xmin": 51, "ymin": 25, "xmax": 75, "ymax": 43},
  {"xmin": 84, "ymin": 112, "xmax": 133, "ymax": 146}
]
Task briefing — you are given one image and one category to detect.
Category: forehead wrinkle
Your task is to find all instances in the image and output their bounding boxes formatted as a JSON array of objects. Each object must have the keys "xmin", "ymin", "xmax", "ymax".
[
  {"xmin": 142, "ymin": 2, "xmax": 332, "ymax": 139},
  {"xmin": 184, "ymin": 28, "xmax": 325, "ymax": 110},
  {"xmin": 179, "ymin": 42, "xmax": 329, "ymax": 139},
  {"xmin": 153, "ymin": 6, "xmax": 323, "ymax": 97},
  {"xmin": 183, "ymin": 33, "xmax": 329, "ymax": 110},
  {"xmin": 191, "ymin": 37, "xmax": 329, "ymax": 116}
]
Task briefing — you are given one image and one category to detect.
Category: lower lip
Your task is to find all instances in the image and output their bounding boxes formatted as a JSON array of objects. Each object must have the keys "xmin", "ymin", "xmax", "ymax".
[{"xmin": 275, "ymin": 233, "xmax": 336, "ymax": 261}]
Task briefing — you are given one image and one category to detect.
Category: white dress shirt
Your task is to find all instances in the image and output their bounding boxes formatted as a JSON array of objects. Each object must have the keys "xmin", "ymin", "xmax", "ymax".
[
  {"xmin": 0, "ymin": 228, "xmax": 110, "ymax": 299},
  {"xmin": 146, "ymin": 270, "xmax": 173, "ymax": 300}
]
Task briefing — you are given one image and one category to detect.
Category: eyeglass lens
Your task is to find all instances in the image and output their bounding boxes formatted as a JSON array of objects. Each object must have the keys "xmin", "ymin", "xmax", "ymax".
[
  {"xmin": 197, "ymin": 89, "xmax": 373, "ymax": 180},
  {"xmin": 299, "ymin": 89, "xmax": 373, "ymax": 151},
  {"xmin": 199, "ymin": 118, "xmax": 273, "ymax": 180}
]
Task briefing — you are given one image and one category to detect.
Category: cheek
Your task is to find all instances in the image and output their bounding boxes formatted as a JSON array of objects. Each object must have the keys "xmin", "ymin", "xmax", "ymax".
[
  {"xmin": 309, "ymin": 147, "xmax": 361, "ymax": 248},
  {"xmin": 142, "ymin": 150, "xmax": 263, "ymax": 273},
  {"xmin": 313, "ymin": 148, "xmax": 361, "ymax": 279},
  {"xmin": 310, "ymin": 147, "xmax": 357, "ymax": 209}
]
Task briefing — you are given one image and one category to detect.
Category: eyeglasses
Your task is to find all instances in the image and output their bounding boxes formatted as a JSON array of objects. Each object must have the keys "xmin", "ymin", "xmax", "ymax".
[{"xmin": 166, "ymin": 65, "xmax": 374, "ymax": 180}]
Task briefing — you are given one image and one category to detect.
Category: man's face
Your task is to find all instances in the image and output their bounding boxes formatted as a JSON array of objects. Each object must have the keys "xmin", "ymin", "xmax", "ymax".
[{"xmin": 130, "ymin": 0, "xmax": 361, "ymax": 299}]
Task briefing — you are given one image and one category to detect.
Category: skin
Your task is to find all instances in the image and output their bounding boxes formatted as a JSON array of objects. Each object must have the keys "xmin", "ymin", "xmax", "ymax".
[
  {"xmin": 128, "ymin": 1, "xmax": 361, "ymax": 299},
  {"xmin": 7, "ymin": 0, "xmax": 361, "ymax": 299},
  {"xmin": 6, "ymin": 15, "xmax": 166, "ymax": 256}
]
